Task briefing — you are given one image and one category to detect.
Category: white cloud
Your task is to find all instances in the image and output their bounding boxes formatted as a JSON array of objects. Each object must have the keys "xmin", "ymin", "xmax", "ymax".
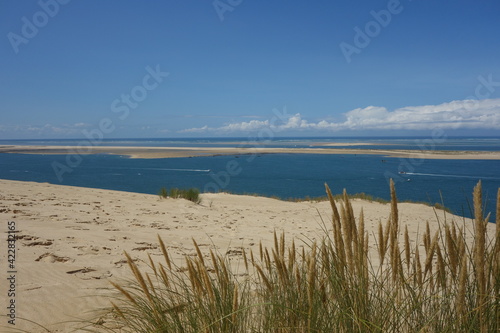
[
  {"xmin": 219, "ymin": 119, "xmax": 270, "ymax": 131},
  {"xmin": 179, "ymin": 125, "xmax": 210, "ymax": 133},
  {"xmin": 340, "ymin": 99, "xmax": 500, "ymax": 130},
  {"xmin": 179, "ymin": 98, "xmax": 500, "ymax": 133}
]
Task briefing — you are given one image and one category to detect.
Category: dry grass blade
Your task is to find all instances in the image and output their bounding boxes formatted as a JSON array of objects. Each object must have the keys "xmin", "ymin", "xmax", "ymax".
[
  {"xmin": 423, "ymin": 231, "xmax": 439, "ymax": 278},
  {"xmin": 457, "ymin": 254, "xmax": 468, "ymax": 322},
  {"xmin": 273, "ymin": 248, "xmax": 289, "ymax": 287},
  {"xmin": 288, "ymin": 239, "xmax": 296, "ymax": 271},
  {"xmin": 357, "ymin": 208, "xmax": 365, "ymax": 265},
  {"xmin": 307, "ymin": 243, "xmax": 317, "ymax": 331},
  {"xmin": 110, "ymin": 281, "xmax": 138, "ymax": 305},
  {"xmin": 436, "ymin": 246, "xmax": 446, "ymax": 289},
  {"xmin": 111, "ymin": 302, "xmax": 127, "ymax": 320},
  {"xmin": 186, "ymin": 258, "xmax": 203, "ymax": 296},
  {"xmin": 273, "ymin": 230, "xmax": 279, "ymax": 259},
  {"xmin": 382, "ymin": 217, "xmax": 391, "ymax": 267},
  {"xmin": 378, "ymin": 221, "xmax": 386, "ymax": 266},
  {"xmin": 242, "ymin": 248, "xmax": 249, "ymax": 272},
  {"xmin": 445, "ymin": 224, "xmax": 458, "ymax": 279},
  {"xmin": 255, "ymin": 263, "xmax": 273, "ymax": 292},
  {"xmin": 231, "ymin": 284, "xmax": 239, "ymax": 323},
  {"xmin": 390, "ymin": 178, "xmax": 399, "ymax": 243},
  {"xmin": 424, "ymin": 221, "xmax": 431, "ymax": 253},
  {"xmin": 158, "ymin": 264, "xmax": 170, "ymax": 288},
  {"xmin": 148, "ymin": 253, "xmax": 158, "ymax": 277},
  {"xmin": 280, "ymin": 232, "xmax": 286, "ymax": 258},
  {"xmin": 197, "ymin": 259, "xmax": 215, "ymax": 302},
  {"xmin": 473, "ymin": 181, "xmax": 487, "ymax": 333},
  {"xmin": 158, "ymin": 235, "xmax": 172, "ymax": 270},
  {"xmin": 219, "ymin": 255, "xmax": 230, "ymax": 286},
  {"xmin": 391, "ymin": 242, "xmax": 401, "ymax": 283},
  {"xmin": 414, "ymin": 244, "xmax": 422, "ymax": 286},
  {"xmin": 340, "ymin": 198, "xmax": 354, "ymax": 272},
  {"xmin": 124, "ymin": 252, "xmax": 154, "ymax": 305},
  {"xmin": 343, "ymin": 189, "xmax": 358, "ymax": 246},
  {"xmin": 192, "ymin": 238, "xmax": 205, "ymax": 266},
  {"xmin": 264, "ymin": 248, "xmax": 271, "ymax": 272},
  {"xmin": 325, "ymin": 183, "xmax": 341, "ymax": 225},
  {"xmin": 210, "ymin": 248, "xmax": 220, "ymax": 279},
  {"xmin": 404, "ymin": 225, "xmax": 411, "ymax": 273}
]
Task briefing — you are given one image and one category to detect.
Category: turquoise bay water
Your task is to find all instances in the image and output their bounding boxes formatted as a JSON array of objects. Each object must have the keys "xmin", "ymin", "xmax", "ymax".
[{"xmin": 0, "ymin": 136, "xmax": 499, "ymax": 221}]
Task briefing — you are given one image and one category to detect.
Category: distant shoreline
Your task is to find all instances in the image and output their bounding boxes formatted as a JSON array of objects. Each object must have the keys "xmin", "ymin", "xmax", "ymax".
[{"xmin": 1, "ymin": 144, "xmax": 500, "ymax": 160}]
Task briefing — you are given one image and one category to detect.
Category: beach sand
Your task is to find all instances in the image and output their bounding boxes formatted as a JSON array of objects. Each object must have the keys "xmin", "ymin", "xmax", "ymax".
[
  {"xmin": 0, "ymin": 179, "xmax": 496, "ymax": 332},
  {"xmin": 1, "ymin": 145, "xmax": 500, "ymax": 160}
]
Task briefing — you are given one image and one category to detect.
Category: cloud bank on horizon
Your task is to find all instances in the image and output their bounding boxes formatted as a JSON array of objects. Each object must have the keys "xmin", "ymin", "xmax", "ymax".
[{"xmin": 180, "ymin": 98, "xmax": 500, "ymax": 135}]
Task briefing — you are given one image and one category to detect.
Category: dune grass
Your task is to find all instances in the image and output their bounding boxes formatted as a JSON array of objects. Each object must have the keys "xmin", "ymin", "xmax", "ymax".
[
  {"xmin": 98, "ymin": 180, "xmax": 499, "ymax": 332},
  {"xmin": 159, "ymin": 187, "xmax": 201, "ymax": 204}
]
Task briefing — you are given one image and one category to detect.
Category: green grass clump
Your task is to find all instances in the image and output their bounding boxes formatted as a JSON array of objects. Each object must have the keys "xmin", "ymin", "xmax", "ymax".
[
  {"xmin": 98, "ymin": 181, "xmax": 499, "ymax": 332},
  {"xmin": 158, "ymin": 187, "xmax": 168, "ymax": 198},
  {"xmin": 158, "ymin": 187, "xmax": 201, "ymax": 204}
]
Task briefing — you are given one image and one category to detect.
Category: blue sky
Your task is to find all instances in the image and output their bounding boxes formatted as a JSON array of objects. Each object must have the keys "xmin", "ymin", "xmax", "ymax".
[{"xmin": 1, "ymin": 0, "xmax": 499, "ymax": 139}]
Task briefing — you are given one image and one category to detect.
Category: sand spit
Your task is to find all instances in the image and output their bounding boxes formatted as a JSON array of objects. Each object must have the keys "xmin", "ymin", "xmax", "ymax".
[{"xmin": 1, "ymin": 145, "xmax": 500, "ymax": 159}]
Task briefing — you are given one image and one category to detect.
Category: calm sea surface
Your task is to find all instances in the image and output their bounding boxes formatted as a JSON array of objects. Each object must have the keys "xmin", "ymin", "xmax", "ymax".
[{"xmin": 0, "ymin": 137, "xmax": 499, "ymax": 220}]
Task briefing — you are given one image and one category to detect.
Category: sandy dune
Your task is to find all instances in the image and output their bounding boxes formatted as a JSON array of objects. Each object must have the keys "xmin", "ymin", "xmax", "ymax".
[{"xmin": 0, "ymin": 179, "xmax": 495, "ymax": 332}]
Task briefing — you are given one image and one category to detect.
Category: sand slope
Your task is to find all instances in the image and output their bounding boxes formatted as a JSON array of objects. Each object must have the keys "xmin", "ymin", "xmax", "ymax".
[{"xmin": 0, "ymin": 179, "xmax": 495, "ymax": 332}]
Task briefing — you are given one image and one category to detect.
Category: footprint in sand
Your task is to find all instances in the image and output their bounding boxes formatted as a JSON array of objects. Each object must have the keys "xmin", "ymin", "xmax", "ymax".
[
  {"xmin": 67, "ymin": 268, "xmax": 112, "ymax": 280},
  {"xmin": 21, "ymin": 284, "xmax": 42, "ymax": 292},
  {"xmin": 226, "ymin": 247, "xmax": 244, "ymax": 256},
  {"xmin": 82, "ymin": 245, "xmax": 101, "ymax": 255},
  {"xmin": 114, "ymin": 258, "xmax": 138, "ymax": 268},
  {"xmin": 15, "ymin": 234, "xmax": 39, "ymax": 241},
  {"xmin": 66, "ymin": 267, "xmax": 96, "ymax": 274},
  {"xmin": 35, "ymin": 253, "xmax": 72, "ymax": 263},
  {"xmin": 65, "ymin": 226, "xmax": 90, "ymax": 230},
  {"xmin": 25, "ymin": 240, "xmax": 53, "ymax": 247},
  {"xmin": 132, "ymin": 242, "xmax": 158, "ymax": 251}
]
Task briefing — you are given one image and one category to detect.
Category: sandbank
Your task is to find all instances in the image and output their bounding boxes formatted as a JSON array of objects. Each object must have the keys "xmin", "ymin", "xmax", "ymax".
[{"xmin": 1, "ymin": 145, "xmax": 500, "ymax": 160}]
